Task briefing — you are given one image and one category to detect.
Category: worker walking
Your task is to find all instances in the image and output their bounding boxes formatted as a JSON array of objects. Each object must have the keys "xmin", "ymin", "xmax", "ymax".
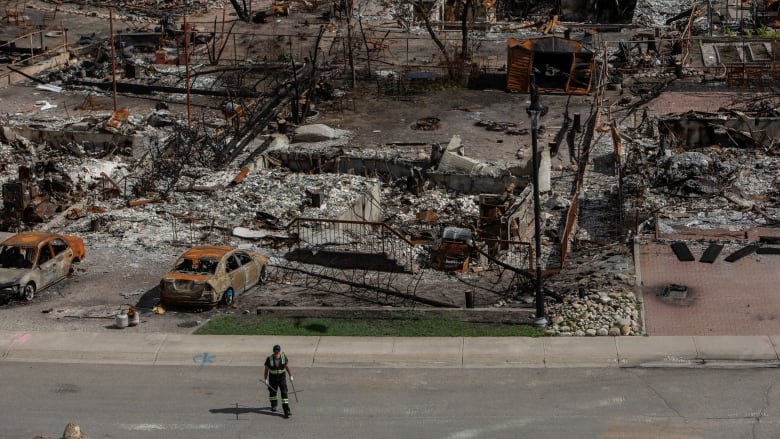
[{"xmin": 264, "ymin": 344, "xmax": 293, "ymax": 418}]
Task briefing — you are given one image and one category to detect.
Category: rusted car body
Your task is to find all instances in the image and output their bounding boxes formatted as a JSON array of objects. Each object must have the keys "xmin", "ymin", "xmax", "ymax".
[
  {"xmin": 0, "ymin": 231, "xmax": 85, "ymax": 301},
  {"xmin": 159, "ymin": 246, "xmax": 270, "ymax": 306}
]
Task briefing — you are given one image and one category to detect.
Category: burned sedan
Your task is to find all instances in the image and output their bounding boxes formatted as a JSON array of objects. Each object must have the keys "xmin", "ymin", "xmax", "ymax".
[
  {"xmin": 159, "ymin": 246, "xmax": 270, "ymax": 306},
  {"xmin": 0, "ymin": 232, "xmax": 86, "ymax": 301}
]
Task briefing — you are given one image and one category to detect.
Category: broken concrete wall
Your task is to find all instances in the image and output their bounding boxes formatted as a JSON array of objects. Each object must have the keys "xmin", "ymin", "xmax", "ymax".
[
  {"xmin": 0, "ymin": 51, "xmax": 69, "ymax": 89},
  {"xmin": 337, "ymin": 155, "xmax": 428, "ymax": 181},
  {"xmin": 659, "ymin": 113, "xmax": 780, "ymax": 149},
  {"xmin": 267, "ymin": 146, "xmax": 343, "ymax": 172},
  {"xmin": 335, "ymin": 181, "xmax": 383, "ymax": 223},
  {"xmin": 257, "ymin": 306, "xmax": 535, "ymax": 324},
  {"xmin": 437, "ymin": 150, "xmax": 481, "ymax": 172},
  {"xmin": 427, "ymin": 170, "xmax": 522, "ymax": 195},
  {"xmin": 1, "ymin": 126, "xmax": 137, "ymax": 155}
]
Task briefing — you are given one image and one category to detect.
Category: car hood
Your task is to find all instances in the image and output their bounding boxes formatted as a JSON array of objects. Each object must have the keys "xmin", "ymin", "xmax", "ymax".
[{"xmin": 0, "ymin": 269, "xmax": 27, "ymax": 287}]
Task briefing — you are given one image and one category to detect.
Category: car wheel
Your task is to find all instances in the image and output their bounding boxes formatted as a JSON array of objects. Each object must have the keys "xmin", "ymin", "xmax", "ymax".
[
  {"xmin": 259, "ymin": 265, "xmax": 269, "ymax": 283},
  {"xmin": 21, "ymin": 282, "xmax": 36, "ymax": 301},
  {"xmin": 223, "ymin": 288, "xmax": 234, "ymax": 305}
]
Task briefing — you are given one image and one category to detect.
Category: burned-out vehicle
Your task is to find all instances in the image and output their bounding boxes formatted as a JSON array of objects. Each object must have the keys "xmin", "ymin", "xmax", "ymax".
[
  {"xmin": 0, "ymin": 232, "xmax": 86, "ymax": 301},
  {"xmin": 159, "ymin": 246, "xmax": 270, "ymax": 306}
]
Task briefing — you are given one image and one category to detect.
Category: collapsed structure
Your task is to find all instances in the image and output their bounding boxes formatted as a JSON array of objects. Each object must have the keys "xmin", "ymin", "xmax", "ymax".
[{"xmin": 2, "ymin": 0, "xmax": 780, "ymax": 335}]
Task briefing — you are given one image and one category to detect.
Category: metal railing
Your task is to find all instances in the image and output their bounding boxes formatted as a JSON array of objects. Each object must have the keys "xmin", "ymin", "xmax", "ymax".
[
  {"xmin": 1, "ymin": 26, "xmax": 68, "ymax": 65},
  {"xmin": 286, "ymin": 217, "xmax": 418, "ymax": 272},
  {"xmin": 0, "ymin": 25, "xmax": 68, "ymax": 87}
]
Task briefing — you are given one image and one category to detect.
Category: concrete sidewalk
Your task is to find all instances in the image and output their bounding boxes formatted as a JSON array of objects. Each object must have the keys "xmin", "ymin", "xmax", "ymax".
[{"xmin": 1, "ymin": 331, "xmax": 779, "ymax": 368}]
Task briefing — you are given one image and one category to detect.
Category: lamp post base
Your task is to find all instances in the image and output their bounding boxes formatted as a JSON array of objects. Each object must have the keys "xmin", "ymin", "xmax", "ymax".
[{"xmin": 533, "ymin": 316, "xmax": 548, "ymax": 328}]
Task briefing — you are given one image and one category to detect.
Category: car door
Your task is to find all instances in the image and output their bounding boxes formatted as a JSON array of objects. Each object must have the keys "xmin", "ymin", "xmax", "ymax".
[
  {"xmin": 225, "ymin": 253, "xmax": 247, "ymax": 294},
  {"xmin": 50, "ymin": 238, "xmax": 73, "ymax": 278},
  {"xmin": 236, "ymin": 251, "xmax": 259, "ymax": 289},
  {"xmin": 36, "ymin": 242, "xmax": 60, "ymax": 289}
]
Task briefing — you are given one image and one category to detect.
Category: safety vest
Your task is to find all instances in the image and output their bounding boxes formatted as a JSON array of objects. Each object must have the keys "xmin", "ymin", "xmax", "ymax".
[{"xmin": 266, "ymin": 353, "xmax": 288, "ymax": 375}]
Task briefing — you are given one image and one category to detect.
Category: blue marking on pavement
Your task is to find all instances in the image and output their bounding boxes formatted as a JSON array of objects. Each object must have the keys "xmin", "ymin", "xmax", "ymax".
[{"xmin": 192, "ymin": 352, "xmax": 216, "ymax": 371}]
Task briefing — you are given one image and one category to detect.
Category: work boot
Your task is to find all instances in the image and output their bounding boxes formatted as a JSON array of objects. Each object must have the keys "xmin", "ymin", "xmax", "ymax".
[{"xmin": 270, "ymin": 405, "xmax": 277, "ymax": 412}]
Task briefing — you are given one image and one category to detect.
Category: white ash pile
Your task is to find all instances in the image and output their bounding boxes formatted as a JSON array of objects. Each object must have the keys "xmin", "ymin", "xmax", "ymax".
[
  {"xmin": 58, "ymin": 167, "xmax": 382, "ymax": 253},
  {"xmin": 632, "ymin": 0, "xmax": 686, "ymax": 27},
  {"xmin": 623, "ymin": 148, "xmax": 780, "ymax": 229},
  {"xmin": 381, "ymin": 185, "xmax": 480, "ymax": 228}
]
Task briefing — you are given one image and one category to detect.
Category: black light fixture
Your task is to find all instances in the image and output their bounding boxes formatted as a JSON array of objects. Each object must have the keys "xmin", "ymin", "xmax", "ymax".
[{"xmin": 526, "ymin": 70, "xmax": 548, "ymax": 329}]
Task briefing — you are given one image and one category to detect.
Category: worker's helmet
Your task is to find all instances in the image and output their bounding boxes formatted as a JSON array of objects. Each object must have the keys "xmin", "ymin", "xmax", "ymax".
[{"xmin": 273, "ymin": 344, "xmax": 281, "ymax": 352}]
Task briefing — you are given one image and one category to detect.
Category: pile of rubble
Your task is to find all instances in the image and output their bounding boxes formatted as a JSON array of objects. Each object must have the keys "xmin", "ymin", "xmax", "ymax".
[
  {"xmin": 6, "ymin": 0, "xmax": 780, "ymax": 340},
  {"xmin": 543, "ymin": 245, "xmax": 641, "ymax": 336}
]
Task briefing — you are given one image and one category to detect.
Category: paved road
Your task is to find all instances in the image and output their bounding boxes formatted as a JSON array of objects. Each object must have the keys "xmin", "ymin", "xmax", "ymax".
[{"xmin": 1, "ymin": 362, "xmax": 778, "ymax": 439}]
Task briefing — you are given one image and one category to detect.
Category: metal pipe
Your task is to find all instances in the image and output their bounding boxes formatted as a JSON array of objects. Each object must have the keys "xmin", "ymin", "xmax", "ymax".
[
  {"xmin": 530, "ymin": 111, "xmax": 545, "ymax": 325},
  {"xmin": 184, "ymin": 13, "xmax": 192, "ymax": 127},
  {"xmin": 109, "ymin": 8, "xmax": 117, "ymax": 111},
  {"xmin": 526, "ymin": 71, "xmax": 547, "ymax": 329}
]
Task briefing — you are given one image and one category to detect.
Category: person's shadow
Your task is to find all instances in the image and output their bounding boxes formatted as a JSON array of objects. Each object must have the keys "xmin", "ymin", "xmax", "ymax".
[{"xmin": 210, "ymin": 404, "xmax": 286, "ymax": 418}]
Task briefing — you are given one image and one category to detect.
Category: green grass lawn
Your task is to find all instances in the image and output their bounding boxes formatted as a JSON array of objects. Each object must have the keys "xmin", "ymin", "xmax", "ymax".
[{"xmin": 196, "ymin": 314, "xmax": 544, "ymax": 337}]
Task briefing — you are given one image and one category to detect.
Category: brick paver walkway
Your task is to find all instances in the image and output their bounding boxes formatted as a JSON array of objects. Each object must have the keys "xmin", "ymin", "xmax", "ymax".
[{"xmin": 638, "ymin": 240, "xmax": 780, "ymax": 335}]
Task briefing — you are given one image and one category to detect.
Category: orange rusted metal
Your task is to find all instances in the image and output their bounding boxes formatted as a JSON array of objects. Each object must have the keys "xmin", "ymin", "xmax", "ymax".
[
  {"xmin": 66, "ymin": 208, "xmax": 82, "ymax": 220},
  {"xmin": 506, "ymin": 36, "xmax": 593, "ymax": 94},
  {"xmin": 232, "ymin": 167, "xmax": 250, "ymax": 185},
  {"xmin": 62, "ymin": 236, "xmax": 85, "ymax": 262},
  {"xmin": 0, "ymin": 231, "xmax": 85, "ymax": 262},
  {"xmin": 2, "ymin": 231, "xmax": 58, "ymax": 246},
  {"xmin": 180, "ymin": 245, "xmax": 233, "ymax": 259}
]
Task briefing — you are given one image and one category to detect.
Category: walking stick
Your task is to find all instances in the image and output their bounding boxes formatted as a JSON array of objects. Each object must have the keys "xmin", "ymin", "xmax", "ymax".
[
  {"xmin": 260, "ymin": 379, "xmax": 275, "ymax": 392},
  {"xmin": 289, "ymin": 376, "xmax": 299, "ymax": 403},
  {"xmin": 259, "ymin": 379, "xmax": 303, "ymax": 398}
]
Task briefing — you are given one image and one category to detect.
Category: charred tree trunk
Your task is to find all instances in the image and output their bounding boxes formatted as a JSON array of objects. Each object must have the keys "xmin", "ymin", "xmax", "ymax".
[
  {"xmin": 460, "ymin": 0, "xmax": 472, "ymax": 61},
  {"xmin": 358, "ymin": 15, "xmax": 372, "ymax": 80},
  {"xmin": 416, "ymin": 1, "xmax": 456, "ymax": 80},
  {"xmin": 302, "ymin": 26, "xmax": 327, "ymax": 123},
  {"xmin": 229, "ymin": 0, "xmax": 249, "ymax": 21}
]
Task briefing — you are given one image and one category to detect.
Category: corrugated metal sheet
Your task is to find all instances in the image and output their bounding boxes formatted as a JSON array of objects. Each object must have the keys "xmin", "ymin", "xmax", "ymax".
[
  {"xmin": 506, "ymin": 36, "xmax": 593, "ymax": 94},
  {"xmin": 506, "ymin": 38, "xmax": 533, "ymax": 92}
]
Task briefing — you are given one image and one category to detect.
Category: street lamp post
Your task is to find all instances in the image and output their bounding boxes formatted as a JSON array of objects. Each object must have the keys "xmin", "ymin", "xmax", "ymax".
[{"xmin": 526, "ymin": 72, "xmax": 548, "ymax": 329}]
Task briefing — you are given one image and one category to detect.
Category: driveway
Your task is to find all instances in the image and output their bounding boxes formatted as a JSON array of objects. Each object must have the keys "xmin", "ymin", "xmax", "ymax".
[{"xmin": 637, "ymin": 235, "xmax": 780, "ymax": 335}]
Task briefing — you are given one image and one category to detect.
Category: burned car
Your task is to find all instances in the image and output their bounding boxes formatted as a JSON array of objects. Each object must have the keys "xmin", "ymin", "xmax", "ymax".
[
  {"xmin": 0, "ymin": 231, "xmax": 86, "ymax": 301},
  {"xmin": 159, "ymin": 246, "xmax": 270, "ymax": 306}
]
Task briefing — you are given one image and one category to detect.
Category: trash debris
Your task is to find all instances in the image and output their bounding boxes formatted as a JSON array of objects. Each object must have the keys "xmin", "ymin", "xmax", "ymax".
[
  {"xmin": 35, "ymin": 101, "xmax": 57, "ymax": 111},
  {"xmin": 35, "ymin": 84, "xmax": 63, "ymax": 93}
]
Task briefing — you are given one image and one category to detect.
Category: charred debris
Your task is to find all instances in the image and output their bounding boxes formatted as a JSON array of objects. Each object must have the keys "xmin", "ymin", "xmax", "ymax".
[{"xmin": 0, "ymin": 0, "xmax": 780, "ymax": 326}]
